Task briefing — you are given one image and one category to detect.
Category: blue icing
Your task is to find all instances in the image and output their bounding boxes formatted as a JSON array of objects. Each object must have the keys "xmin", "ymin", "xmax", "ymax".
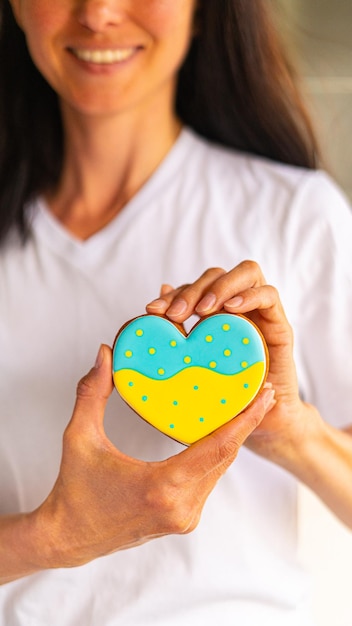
[{"xmin": 113, "ymin": 314, "xmax": 266, "ymax": 380}]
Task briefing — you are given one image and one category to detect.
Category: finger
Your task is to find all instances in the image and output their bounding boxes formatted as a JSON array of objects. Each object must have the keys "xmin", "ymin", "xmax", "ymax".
[
  {"xmin": 177, "ymin": 387, "xmax": 276, "ymax": 480},
  {"xmin": 152, "ymin": 386, "xmax": 275, "ymax": 536},
  {"xmin": 146, "ymin": 285, "xmax": 187, "ymax": 315},
  {"xmin": 163, "ymin": 267, "xmax": 226, "ymax": 321},
  {"xmin": 194, "ymin": 260, "xmax": 266, "ymax": 316},
  {"xmin": 70, "ymin": 344, "xmax": 114, "ymax": 433},
  {"xmin": 225, "ymin": 284, "xmax": 280, "ymax": 316},
  {"xmin": 157, "ymin": 388, "xmax": 275, "ymax": 536},
  {"xmin": 223, "ymin": 285, "xmax": 292, "ymax": 342},
  {"xmin": 160, "ymin": 284, "xmax": 175, "ymax": 296}
]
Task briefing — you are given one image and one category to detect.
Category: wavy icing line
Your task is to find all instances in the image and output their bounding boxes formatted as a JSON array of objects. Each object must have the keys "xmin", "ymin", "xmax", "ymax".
[{"xmin": 113, "ymin": 313, "xmax": 267, "ymax": 379}]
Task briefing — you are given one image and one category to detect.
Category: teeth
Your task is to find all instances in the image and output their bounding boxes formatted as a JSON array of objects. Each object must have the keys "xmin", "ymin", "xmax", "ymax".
[{"xmin": 73, "ymin": 48, "xmax": 135, "ymax": 64}]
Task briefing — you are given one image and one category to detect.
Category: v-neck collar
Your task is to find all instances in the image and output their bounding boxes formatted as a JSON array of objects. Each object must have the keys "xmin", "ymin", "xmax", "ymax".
[{"xmin": 30, "ymin": 127, "xmax": 196, "ymax": 268}]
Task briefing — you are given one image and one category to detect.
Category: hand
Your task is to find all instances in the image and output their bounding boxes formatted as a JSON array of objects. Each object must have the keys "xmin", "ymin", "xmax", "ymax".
[
  {"xmin": 32, "ymin": 343, "xmax": 275, "ymax": 571},
  {"xmin": 146, "ymin": 262, "xmax": 317, "ymax": 467}
]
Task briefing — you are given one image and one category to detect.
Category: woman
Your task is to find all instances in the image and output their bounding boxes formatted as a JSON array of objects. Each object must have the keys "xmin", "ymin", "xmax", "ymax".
[{"xmin": 0, "ymin": 1, "xmax": 351, "ymax": 625}]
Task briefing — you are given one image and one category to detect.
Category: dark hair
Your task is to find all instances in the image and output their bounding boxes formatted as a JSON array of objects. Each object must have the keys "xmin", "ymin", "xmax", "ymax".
[
  {"xmin": 0, "ymin": 1, "xmax": 63, "ymax": 243},
  {"xmin": 177, "ymin": 1, "xmax": 319, "ymax": 167},
  {"xmin": 0, "ymin": 0, "xmax": 319, "ymax": 244}
]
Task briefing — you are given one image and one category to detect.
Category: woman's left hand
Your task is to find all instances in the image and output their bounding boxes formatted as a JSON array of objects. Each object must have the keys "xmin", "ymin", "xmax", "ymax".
[{"xmin": 146, "ymin": 261, "xmax": 317, "ymax": 467}]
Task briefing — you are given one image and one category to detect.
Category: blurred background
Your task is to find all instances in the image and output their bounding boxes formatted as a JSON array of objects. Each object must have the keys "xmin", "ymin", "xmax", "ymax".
[
  {"xmin": 275, "ymin": 0, "xmax": 352, "ymax": 201},
  {"xmin": 274, "ymin": 2, "xmax": 352, "ymax": 625}
]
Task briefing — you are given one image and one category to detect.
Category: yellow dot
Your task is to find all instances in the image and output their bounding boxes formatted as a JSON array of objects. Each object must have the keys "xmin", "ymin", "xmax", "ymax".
[
  {"xmin": 242, "ymin": 337, "xmax": 250, "ymax": 345},
  {"xmin": 170, "ymin": 340, "xmax": 177, "ymax": 347},
  {"xmin": 209, "ymin": 361, "xmax": 217, "ymax": 369},
  {"xmin": 222, "ymin": 324, "xmax": 230, "ymax": 331},
  {"xmin": 184, "ymin": 356, "xmax": 192, "ymax": 364},
  {"xmin": 125, "ymin": 350, "xmax": 133, "ymax": 358},
  {"xmin": 149, "ymin": 348, "xmax": 156, "ymax": 355},
  {"xmin": 205, "ymin": 335, "xmax": 213, "ymax": 343},
  {"xmin": 241, "ymin": 361, "xmax": 248, "ymax": 368},
  {"xmin": 136, "ymin": 329, "xmax": 144, "ymax": 337},
  {"xmin": 158, "ymin": 368, "xmax": 165, "ymax": 375},
  {"xmin": 224, "ymin": 349, "xmax": 231, "ymax": 357}
]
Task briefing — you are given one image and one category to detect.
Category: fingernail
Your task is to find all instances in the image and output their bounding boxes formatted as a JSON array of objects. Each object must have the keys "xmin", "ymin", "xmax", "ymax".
[
  {"xmin": 263, "ymin": 382, "xmax": 273, "ymax": 389},
  {"xmin": 225, "ymin": 296, "xmax": 244, "ymax": 309},
  {"xmin": 95, "ymin": 345, "xmax": 104, "ymax": 369},
  {"xmin": 195, "ymin": 292, "xmax": 217, "ymax": 314},
  {"xmin": 160, "ymin": 284, "xmax": 174, "ymax": 296},
  {"xmin": 147, "ymin": 298, "xmax": 167, "ymax": 310},
  {"xmin": 263, "ymin": 389, "xmax": 276, "ymax": 411},
  {"xmin": 167, "ymin": 298, "xmax": 187, "ymax": 317}
]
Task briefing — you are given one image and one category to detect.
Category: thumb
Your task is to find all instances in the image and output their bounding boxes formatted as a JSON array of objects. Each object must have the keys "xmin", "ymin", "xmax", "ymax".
[
  {"xmin": 72, "ymin": 344, "xmax": 114, "ymax": 430},
  {"xmin": 180, "ymin": 388, "xmax": 276, "ymax": 476}
]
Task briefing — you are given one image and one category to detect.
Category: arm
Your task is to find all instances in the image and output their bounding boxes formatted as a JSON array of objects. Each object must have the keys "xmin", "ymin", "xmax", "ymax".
[
  {"xmin": 278, "ymin": 418, "xmax": 352, "ymax": 529},
  {"xmin": 147, "ymin": 262, "xmax": 352, "ymax": 529},
  {"xmin": 0, "ymin": 343, "xmax": 275, "ymax": 585}
]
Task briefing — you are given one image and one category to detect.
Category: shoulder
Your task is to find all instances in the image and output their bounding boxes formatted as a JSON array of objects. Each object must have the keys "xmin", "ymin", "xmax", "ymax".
[{"xmin": 182, "ymin": 126, "xmax": 351, "ymax": 231}]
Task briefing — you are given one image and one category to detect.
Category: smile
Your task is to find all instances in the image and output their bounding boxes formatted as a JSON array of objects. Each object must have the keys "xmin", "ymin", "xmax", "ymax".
[{"xmin": 71, "ymin": 48, "xmax": 136, "ymax": 64}]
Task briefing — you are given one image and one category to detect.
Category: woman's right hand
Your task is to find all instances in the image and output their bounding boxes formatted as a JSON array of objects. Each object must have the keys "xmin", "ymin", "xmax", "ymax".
[{"xmin": 0, "ymin": 345, "xmax": 275, "ymax": 582}]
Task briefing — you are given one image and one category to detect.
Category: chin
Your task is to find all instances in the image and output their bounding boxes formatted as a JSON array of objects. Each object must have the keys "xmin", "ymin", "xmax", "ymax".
[{"xmin": 61, "ymin": 93, "xmax": 132, "ymax": 119}]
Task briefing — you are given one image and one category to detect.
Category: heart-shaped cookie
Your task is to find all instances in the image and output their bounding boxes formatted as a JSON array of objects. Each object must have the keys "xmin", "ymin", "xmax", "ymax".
[{"xmin": 112, "ymin": 313, "xmax": 268, "ymax": 445}]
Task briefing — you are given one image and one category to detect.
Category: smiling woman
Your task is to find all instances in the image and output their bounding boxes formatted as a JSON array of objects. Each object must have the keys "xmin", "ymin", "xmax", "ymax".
[
  {"xmin": 72, "ymin": 48, "xmax": 136, "ymax": 63},
  {"xmin": 0, "ymin": 1, "xmax": 352, "ymax": 626},
  {"xmin": 9, "ymin": 0, "xmax": 197, "ymax": 117},
  {"xmin": 3, "ymin": 0, "xmax": 199, "ymax": 237}
]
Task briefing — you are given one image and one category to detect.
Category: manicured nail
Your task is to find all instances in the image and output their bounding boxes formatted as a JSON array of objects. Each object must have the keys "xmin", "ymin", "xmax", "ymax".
[
  {"xmin": 263, "ymin": 382, "xmax": 273, "ymax": 389},
  {"xmin": 225, "ymin": 295, "xmax": 244, "ymax": 309},
  {"xmin": 263, "ymin": 389, "xmax": 276, "ymax": 411},
  {"xmin": 147, "ymin": 298, "xmax": 167, "ymax": 310},
  {"xmin": 195, "ymin": 292, "xmax": 217, "ymax": 314},
  {"xmin": 167, "ymin": 298, "xmax": 187, "ymax": 317},
  {"xmin": 95, "ymin": 345, "xmax": 104, "ymax": 369}
]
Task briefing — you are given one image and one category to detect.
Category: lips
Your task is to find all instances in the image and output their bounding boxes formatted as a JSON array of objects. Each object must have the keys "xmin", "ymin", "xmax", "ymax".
[{"xmin": 70, "ymin": 47, "xmax": 137, "ymax": 64}]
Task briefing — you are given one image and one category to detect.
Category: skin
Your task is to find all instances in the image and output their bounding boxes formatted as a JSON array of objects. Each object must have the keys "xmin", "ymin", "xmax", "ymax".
[
  {"xmin": 2, "ymin": 0, "xmax": 352, "ymax": 585},
  {"xmin": 0, "ymin": 344, "xmax": 276, "ymax": 582},
  {"xmin": 1, "ymin": 0, "xmax": 277, "ymax": 584},
  {"xmin": 147, "ymin": 265, "xmax": 352, "ymax": 527},
  {"xmin": 11, "ymin": 0, "xmax": 197, "ymax": 117},
  {"xmin": 10, "ymin": 0, "xmax": 198, "ymax": 238}
]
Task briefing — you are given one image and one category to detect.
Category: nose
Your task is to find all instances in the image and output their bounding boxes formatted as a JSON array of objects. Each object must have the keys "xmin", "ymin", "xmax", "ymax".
[{"xmin": 76, "ymin": 0, "xmax": 125, "ymax": 33}]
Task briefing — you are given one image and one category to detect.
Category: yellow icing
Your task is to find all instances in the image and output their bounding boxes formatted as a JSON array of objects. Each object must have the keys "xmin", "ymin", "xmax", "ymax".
[{"xmin": 113, "ymin": 362, "xmax": 265, "ymax": 445}]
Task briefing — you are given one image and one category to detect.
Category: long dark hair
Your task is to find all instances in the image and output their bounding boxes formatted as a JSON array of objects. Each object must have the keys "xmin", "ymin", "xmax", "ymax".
[{"xmin": 0, "ymin": 0, "xmax": 319, "ymax": 244}]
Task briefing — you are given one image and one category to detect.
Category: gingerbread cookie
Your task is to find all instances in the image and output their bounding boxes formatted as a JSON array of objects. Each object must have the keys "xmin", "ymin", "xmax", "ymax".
[{"xmin": 112, "ymin": 312, "xmax": 269, "ymax": 445}]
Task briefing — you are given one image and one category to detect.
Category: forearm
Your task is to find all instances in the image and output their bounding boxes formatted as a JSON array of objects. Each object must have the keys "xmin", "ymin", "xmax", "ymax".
[
  {"xmin": 0, "ymin": 510, "xmax": 54, "ymax": 585},
  {"xmin": 280, "ymin": 406, "xmax": 352, "ymax": 529}
]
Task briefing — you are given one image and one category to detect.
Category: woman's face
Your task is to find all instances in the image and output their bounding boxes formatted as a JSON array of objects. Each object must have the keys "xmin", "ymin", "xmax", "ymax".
[{"xmin": 11, "ymin": 0, "xmax": 197, "ymax": 117}]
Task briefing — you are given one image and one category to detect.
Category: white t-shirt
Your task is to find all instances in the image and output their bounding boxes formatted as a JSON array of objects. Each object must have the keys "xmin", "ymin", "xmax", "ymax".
[{"xmin": 0, "ymin": 128, "xmax": 351, "ymax": 626}]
